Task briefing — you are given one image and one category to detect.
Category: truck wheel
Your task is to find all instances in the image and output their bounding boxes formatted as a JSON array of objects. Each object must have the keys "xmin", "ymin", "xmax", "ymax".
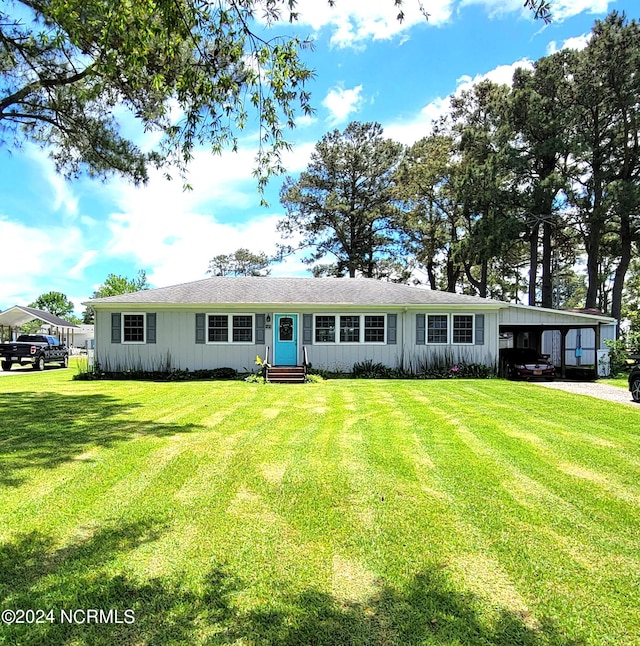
[
  {"xmin": 33, "ymin": 356, "xmax": 45, "ymax": 371},
  {"xmin": 60, "ymin": 355, "xmax": 69, "ymax": 368},
  {"xmin": 1, "ymin": 361, "xmax": 12, "ymax": 371}
]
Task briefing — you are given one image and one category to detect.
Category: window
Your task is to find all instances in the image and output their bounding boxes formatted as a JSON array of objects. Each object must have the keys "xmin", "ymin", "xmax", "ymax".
[
  {"xmin": 123, "ymin": 314, "xmax": 145, "ymax": 343},
  {"xmin": 453, "ymin": 315, "xmax": 474, "ymax": 344},
  {"xmin": 315, "ymin": 316, "xmax": 335, "ymax": 343},
  {"xmin": 207, "ymin": 314, "xmax": 253, "ymax": 343},
  {"xmin": 233, "ymin": 315, "xmax": 253, "ymax": 342},
  {"xmin": 427, "ymin": 315, "xmax": 448, "ymax": 344},
  {"xmin": 208, "ymin": 315, "xmax": 228, "ymax": 342},
  {"xmin": 364, "ymin": 316, "xmax": 385, "ymax": 343},
  {"xmin": 314, "ymin": 314, "xmax": 385, "ymax": 344},
  {"xmin": 340, "ymin": 316, "xmax": 360, "ymax": 343}
]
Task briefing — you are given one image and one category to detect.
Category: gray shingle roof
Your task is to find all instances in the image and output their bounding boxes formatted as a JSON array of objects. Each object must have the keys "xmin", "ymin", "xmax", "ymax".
[
  {"xmin": 88, "ymin": 277, "xmax": 502, "ymax": 307},
  {"xmin": 0, "ymin": 305, "xmax": 79, "ymax": 328}
]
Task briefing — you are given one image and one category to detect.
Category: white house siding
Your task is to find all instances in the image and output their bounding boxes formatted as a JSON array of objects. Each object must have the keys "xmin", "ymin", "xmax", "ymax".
[
  {"xmin": 95, "ymin": 309, "xmax": 274, "ymax": 372},
  {"xmin": 404, "ymin": 308, "xmax": 500, "ymax": 371},
  {"xmin": 95, "ymin": 306, "xmax": 501, "ymax": 373}
]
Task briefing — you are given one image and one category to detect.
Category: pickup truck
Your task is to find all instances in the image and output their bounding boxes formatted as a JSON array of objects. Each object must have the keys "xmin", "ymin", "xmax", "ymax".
[{"xmin": 0, "ymin": 334, "xmax": 69, "ymax": 371}]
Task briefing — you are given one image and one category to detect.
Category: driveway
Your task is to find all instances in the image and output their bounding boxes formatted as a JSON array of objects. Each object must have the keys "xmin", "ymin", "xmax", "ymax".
[{"xmin": 532, "ymin": 380, "xmax": 637, "ymax": 407}]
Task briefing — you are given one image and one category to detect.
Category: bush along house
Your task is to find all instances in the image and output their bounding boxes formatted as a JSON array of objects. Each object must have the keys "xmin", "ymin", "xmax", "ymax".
[{"xmin": 86, "ymin": 276, "xmax": 617, "ymax": 380}]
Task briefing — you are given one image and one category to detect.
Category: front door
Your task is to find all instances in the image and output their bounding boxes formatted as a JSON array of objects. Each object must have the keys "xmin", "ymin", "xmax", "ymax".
[{"xmin": 274, "ymin": 314, "xmax": 298, "ymax": 365}]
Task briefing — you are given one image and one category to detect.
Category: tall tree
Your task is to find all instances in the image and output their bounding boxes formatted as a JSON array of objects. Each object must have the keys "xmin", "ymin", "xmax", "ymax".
[
  {"xmin": 207, "ymin": 248, "xmax": 273, "ymax": 276},
  {"xmin": 278, "ymin": 122, "xmax": 404, "ymax": 278},
  {"xmin": 563, "ymin": 12, "xmax": 640, "ymax": 317},
  {"xmin": 448, "ymin": 81, "xmax": 523, "ymax": 298},
  {"xmin": 0, "ymin": 1, "xmax": 552, "ymax": 186},
  {"xmin": 30, "ymin": 291, "xmax": 76, "ymax": 319},
  {"xmin": 394, "ymin": 132, "xmax": 464, "ymax": 292},
  {"xmin": 591, "ymin": 13, "xmax": 640, "ymax": 323},
  {"xmin": 510, "ymin": 51, "xmax": 573, "ymax": 307}
]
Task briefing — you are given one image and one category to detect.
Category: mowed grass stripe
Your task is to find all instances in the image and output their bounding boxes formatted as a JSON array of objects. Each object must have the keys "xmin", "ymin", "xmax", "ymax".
[
  {"xmin": 1, "ymin": 372, "xmax": 640, "ymax": 644},
  {"xmin": 401, "ymin": 384, "xmax": 640, "ymax": 643}
]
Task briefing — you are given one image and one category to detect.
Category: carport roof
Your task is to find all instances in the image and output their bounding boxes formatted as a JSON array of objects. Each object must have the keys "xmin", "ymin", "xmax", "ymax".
[
  {"xmin": 0, "ymin": 306, "xmax": 79, "ymax": 329},
  {"xmin": 501, "ymin": 303, "xmax": 616, "ymax": 326}
]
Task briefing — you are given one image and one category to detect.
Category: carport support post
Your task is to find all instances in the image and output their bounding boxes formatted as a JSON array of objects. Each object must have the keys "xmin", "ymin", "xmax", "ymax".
[
  {"xmin": 560, "ymin": 329, "xmax": 568, "ymax": 379},
  {"xmin": 595, "ymin": 325, "xmax": 601, "ymax": 376}
]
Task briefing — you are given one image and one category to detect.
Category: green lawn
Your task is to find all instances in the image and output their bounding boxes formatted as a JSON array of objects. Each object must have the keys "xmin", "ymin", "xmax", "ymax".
[
  {"xmin": 601, "ymin": 373, "xmax": 632, "ymax": 389},
  {"xmin": 1, "ymin": 368, "xmax": 639, "ymax": 645}
]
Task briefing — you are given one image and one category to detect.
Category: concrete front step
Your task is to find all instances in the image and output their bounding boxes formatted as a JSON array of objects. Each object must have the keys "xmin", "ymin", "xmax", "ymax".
[{"xmin": 267, "ymin": 366, "xmax": 306, "ymax": 384}]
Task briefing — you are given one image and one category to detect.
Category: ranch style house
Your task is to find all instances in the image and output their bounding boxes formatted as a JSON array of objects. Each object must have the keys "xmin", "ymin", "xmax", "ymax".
[{"xmin": 86, "ymin": 276, "xmax": 617, "ymax": 377}]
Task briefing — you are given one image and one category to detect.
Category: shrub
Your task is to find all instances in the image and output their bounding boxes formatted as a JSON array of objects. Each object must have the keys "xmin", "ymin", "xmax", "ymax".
[
  {"xmin": 604, "ymin": 339, "xmax": 628, "ymax": 377},
  {"xmin": 352, "ymin": 360, "xmax": 393, "ymax": 379},
  {"xmin": 349, "ymin": 356, "xmax": 497, "ymax": 380},
  {"xmin": 244, "ymin": 373, "xmax": 266, "ymax": 384},
  {"xmin": 74, "ymin": 365, "xmax": 238, "ymax": 382}
]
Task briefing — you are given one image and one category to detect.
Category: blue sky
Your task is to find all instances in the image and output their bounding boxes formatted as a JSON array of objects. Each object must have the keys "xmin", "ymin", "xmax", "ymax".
[{"xmin": 0, "ymin": 0, "xmax": 635, "ymax": 317}]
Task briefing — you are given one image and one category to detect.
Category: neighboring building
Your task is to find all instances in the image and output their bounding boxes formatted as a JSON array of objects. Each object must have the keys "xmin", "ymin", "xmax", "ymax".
[
  {"xmin": 86, "ymin": 276, "xmax": 617, "ymax": 376},
  {"xmin": 71, "ymin": 324, "xmax": 95, "ymax": 351}
]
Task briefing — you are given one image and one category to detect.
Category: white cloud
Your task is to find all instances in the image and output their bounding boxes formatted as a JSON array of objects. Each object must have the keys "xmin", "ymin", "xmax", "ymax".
[
  {"xmin": 459, "ymin": 0, "xmax": 611, "ymax": 21},
  {"xmin": 546, "ymin": 33, "xmax": 591, "ymax": 55},
  {"xmin": 105, "ymin": 204, "xmax": 299, "ymax": 287},
  {"xmin": 551, "ymin": 0, "xmax": 611, "ymax": 21},
  {"xmin": 290, "ymin": 0, "xmax": 453, "ymax": 48},
  {"xmin": 281, "ymin": 141, "xmax": 316, "ymax": 173},
  {"xmin": 322, "ymin": 85, "xmax": 364, "ymax": 124},
  {"xmin": 296, "ymin": 114, "xmax": 318, "ymax": 128},
  {"xmin": 0, "ymin": 216, "xmax": 87, "ymax": 307},
  {"xmin": 100, "ymin": 142, "xmax": 313, "ymax": 286},
  {"xmin": 264, "ymin": 0, "xmax": 610, "ymax": 49},
  {"xmin": 385, "ymin": 59, "xmax": 533, "ymax": 144},
  {"xmin": 26, "ymin": 146, "xmax": 79, "ymax": 219},
  {"xmin": 68, "ymin": 250, "xmax": 99, "ymax": 279}
]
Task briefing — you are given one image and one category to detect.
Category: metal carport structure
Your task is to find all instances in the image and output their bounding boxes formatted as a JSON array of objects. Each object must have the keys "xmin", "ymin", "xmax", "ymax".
[
  {"xmin": 0, "ymin": 306, "xmax": 79, "ymax": 346},
  {"xmin": 499, "ymin": 304, "xmax": 618, "ymax": 379}
]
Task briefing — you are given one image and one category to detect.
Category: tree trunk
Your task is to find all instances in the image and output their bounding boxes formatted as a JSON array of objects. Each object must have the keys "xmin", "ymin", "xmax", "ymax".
[
  {"xmin": 541, "ymin": 220, "xmax": 553, "ymax": 308},
  {"xmin": 528, "ymin": 222, "xmax": 539, "ymax": 306},
  {"xmin": 585, "ymin": 226, "xmax": 602, "ymax": 309},
  {"xmin": 446, "ymin": 259, "xmax": 459, "ymax": 293},
  {"xmin": 426, "ymin": 262, "xmax": 437, "ymax": 290},
  {"xmin": 479, "ymin": 259, "xmax": 488, "ymax": 298},
  {"xmin": 611, "ymin": 215, "xmax": 632, "ymax": 325}
]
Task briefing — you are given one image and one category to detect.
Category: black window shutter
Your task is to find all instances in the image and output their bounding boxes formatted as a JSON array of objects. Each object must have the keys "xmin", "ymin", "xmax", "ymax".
[
  {"xmin": 147, "ymin": 313, "xmax": 156, "ymax": 344},
  {"xmin": 387, "ymin": 314, "xmax": 397, "ymax": 345},
  {"xmin": 111, "ymin": 313, "xmax": 121, "ymax": 344},
  {"xmin": 255, "ymin": 314, "xmax": 265, "ymax": 344},
  {"xmin": 303, "ymin": 314, "xmax": 313, "ymax": 345},
  {"xmin": 475, "ymin": 313, "xmax": 485, "ymax": 345},
  {"xmin": 195, "ymin": 313, "xmax": 206, "ymax": 344},
  {"xmin": 416, "ymin": 314, "xmax": 426, "ymax": 345}
]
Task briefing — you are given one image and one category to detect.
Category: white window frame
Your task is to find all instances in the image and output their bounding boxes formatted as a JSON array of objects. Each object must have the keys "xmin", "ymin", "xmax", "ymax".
[
  {"xmin": 122, "ymin": 312, "xmax": 146, "ymax": 345},
  {"xmin": 363, "ymin": 314, "xmax": 386, "ymax": 344},
  {"xmin": 314, "ymin": 315, "xmax": 336, "ymax": 343},
  {"xmin": 424, "ymin": 313, "xmax": 476, "ymax": 345},
  {"xmin": 452, "ymin": 313, "xmax": 475, "ymax": 345},
  {"xmin": 206, "ymin": 313, "xmax": 255, "ymax": 345},
  {"xmin": 313, "ymin": 314, "xmax": 386, "ymax": 345},
  {"xmin": 426, "ymin": 314, "xmax": 449, "ymax": 345}
]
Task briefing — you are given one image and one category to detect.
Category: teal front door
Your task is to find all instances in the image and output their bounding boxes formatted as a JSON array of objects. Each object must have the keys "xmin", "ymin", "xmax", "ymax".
[{"xmin": 274, "ymin": 314, "xmax": 298, "ymax": 365}]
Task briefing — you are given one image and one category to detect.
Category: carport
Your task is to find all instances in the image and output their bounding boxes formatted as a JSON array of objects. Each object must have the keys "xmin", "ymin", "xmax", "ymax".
[
  {"xmin": 0, "ymin": 306, "xmax": 79, "ymax": 346},
  {"xmin": 499, "ymin": 305, "xmax": 617, "ymax": 379}
]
